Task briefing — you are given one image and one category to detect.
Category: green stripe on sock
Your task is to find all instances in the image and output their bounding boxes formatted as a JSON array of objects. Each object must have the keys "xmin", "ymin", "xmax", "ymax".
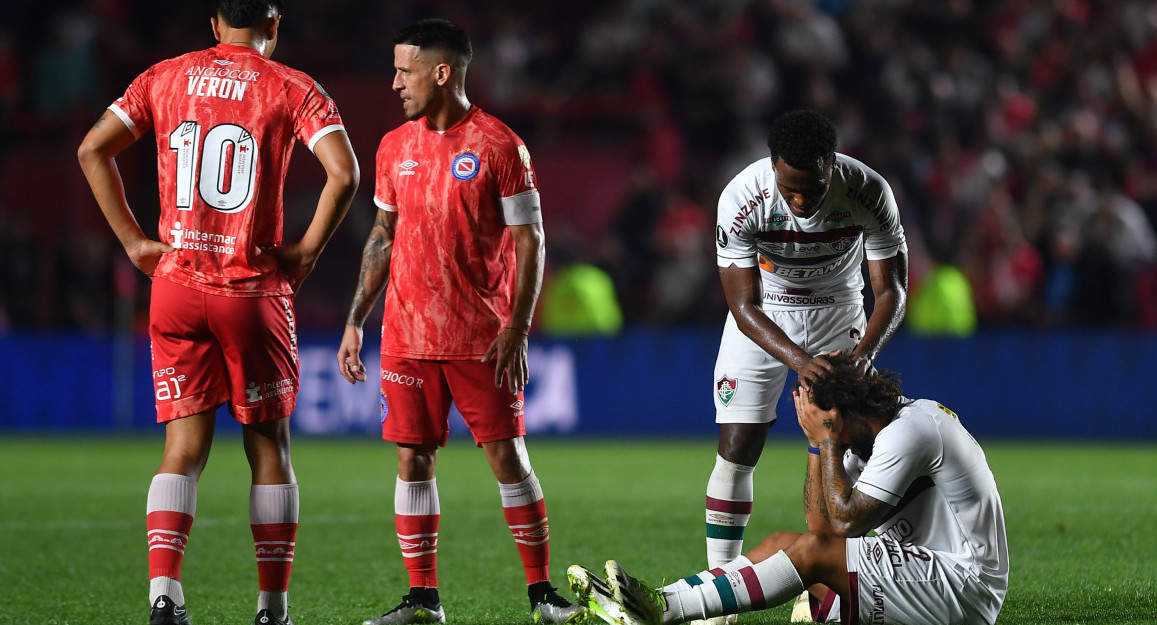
[
  {"xmin": 706, "ymin": 523, "xmax": 746, "ymax": 540},
  {"xmin": 683, "ymin": 574, "xmax": 704, "ymax": 587},
  {"xmin": 712, "ymin": 575, "xmax": 739, "ymax": 614}
]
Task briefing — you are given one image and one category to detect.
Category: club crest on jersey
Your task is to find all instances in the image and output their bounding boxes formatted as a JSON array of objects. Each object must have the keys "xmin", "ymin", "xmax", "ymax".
[
  {"xmin": 452, "ymin": 152, "xmax": 480, "ymax": 181},
  {"xmin": 717, "ymin": 375, "xmax": 738, "ymax": 406}
]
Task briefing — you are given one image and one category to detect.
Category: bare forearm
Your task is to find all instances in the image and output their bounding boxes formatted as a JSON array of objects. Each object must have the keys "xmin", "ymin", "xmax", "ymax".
[
  {"xmin": 734, "ymin": 306, "xmax": 810, "ymax": 371},
  {"xmin": 803, "ymin": 452, "xmax": 832, "ymax": 530},
  {"xmin": 508, "ymin": 224, "xmax": 544, "ymax": 331},
  {"xmin": 346, "ymin": 229, "xmax": 391, "ymax": 327},
  {"xmin": 816, "ymin": 441, "xmax": 861, "ymax": 535},
  {"xmin": 301, "ymin": 131, "xmax": 360, "ymax": 258},
  {"xmin": 78, "ymin": 147, "xmax": 146, "ymax": 249},
  {"xmin": 853, "ymin": 291, "xmax": 905, "ymax": 362},
  {"xmin": 854, "ymin": 254, "xmax": 908, "ymax": 362},
  {"xmin": 298, "ymin": 178, "xmax": 358, "ymax": 260}
]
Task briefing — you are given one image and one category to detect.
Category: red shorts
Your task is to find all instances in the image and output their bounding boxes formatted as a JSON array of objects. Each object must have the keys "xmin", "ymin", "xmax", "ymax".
[
  {"xmin": 379, "ymin": 355, "xmax": 526, "ymax": 446},
  {"xmin": 149, "ymin": 278, "xmax": 299, "ymax": 424}
]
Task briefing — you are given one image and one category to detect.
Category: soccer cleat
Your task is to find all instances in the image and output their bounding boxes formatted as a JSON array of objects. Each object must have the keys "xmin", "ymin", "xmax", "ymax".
[
  {"xmin": 568, "ymin": 564, "xmax": 625, "ymax": 624},
  {"xmin": 531, "ymin": 583, "xmax": 587, "ymax": 624},
  {"xmin": 605, "ymin": 560, "xmax": 665, "ymax": 625},
  {"xmin": 254, "ymin": 608, "xmax": 296, "ymax": 625},
  {"xmin": 149, "ymin": 595, "xmax": 191, "ymax": 625},
  {"xmin": 363, "ymin": 593, "xmax": 446, "ymax": 624}
]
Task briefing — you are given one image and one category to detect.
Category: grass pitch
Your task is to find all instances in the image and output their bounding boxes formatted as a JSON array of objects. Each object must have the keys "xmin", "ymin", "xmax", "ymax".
[{"xmin": 0, "ymin": 437, "xmax": 1154, "ymax": 624}]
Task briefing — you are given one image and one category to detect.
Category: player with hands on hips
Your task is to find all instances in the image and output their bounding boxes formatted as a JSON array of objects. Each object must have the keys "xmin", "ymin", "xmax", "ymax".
[{"xmin": 76, "ymin": 2, "xmax": 359, "ymax": 625}]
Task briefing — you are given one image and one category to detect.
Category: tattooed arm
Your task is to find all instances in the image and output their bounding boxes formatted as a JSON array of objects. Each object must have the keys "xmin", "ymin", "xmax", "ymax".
[
  {"xmin": 795, "ymin": 386, "xmax": 893, "ymax": 537},
  {"xmin": 813, "ymin": 439, "xmax": 893, "ymax": 536},
  {"xmin": 803, "ymin": 449, "xmax": 833, "ymax": 530},
  {"xmin": 336, "ymin": 209, "xmax": 397, "ymax": 384}
]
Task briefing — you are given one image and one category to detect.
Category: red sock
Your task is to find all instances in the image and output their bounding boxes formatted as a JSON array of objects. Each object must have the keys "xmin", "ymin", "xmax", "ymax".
[
  {"xmin": 500, "ymin": 473, "xmax": 550, "ymax": 585},
  {"xmin": 396, "ymin": 478, "xmax": 440, "ymax": 588},
  {"xmin": 252, "ymin": 522, "xmax": 297, "ymax": 591},
  {"xmin": 396, "ymin": 514, "xmax": 440, "ymax": 588},
  {"xmin": 147, "ymin": 510, "xmax": 194, "ymax": 580}
]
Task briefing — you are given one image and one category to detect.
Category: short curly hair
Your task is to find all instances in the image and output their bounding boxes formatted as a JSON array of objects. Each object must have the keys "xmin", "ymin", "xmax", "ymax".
[
  {"xmin": 767, "ymin": 109, "xmax": 838, "ymax": 170},
  {"xmin": 806, "ymin": 353, "xmax": 906, "ymax": 421}
]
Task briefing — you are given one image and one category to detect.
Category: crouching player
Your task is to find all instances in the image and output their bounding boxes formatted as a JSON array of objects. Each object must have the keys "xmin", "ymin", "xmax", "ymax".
[{"xmin": 571, "ymin": 354, "xmax": 1008, "ymax": 625}]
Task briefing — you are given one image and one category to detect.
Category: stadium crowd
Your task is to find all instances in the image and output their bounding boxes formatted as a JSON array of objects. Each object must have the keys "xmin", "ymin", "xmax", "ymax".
[{"xmin": 2, "ymin": 0, "xmax": 1157, "ymax": 334}]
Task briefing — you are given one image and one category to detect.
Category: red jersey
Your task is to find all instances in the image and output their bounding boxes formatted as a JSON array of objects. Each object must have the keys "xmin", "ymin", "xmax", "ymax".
[
  {"xmin": 109, "ymin": 44, "xmax": 345, "ymax": 296},
  {"xmin": 374, "ymin": 107, "xmax": 541, "ymax": 359}
]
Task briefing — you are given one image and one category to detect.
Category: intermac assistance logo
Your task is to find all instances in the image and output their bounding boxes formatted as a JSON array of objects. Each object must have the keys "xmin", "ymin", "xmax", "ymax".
[{"xmin": 716, "ymin": 375, "xmax": 738, "ymax": 406}]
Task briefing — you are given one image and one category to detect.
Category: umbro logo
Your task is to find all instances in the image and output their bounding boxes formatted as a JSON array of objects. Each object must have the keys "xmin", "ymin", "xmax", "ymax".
[
  {"xmin": 399, "ymin": 160, "xmax": 419, "ymax": 177},
  {"xmin": 213, "ymin": 59, "xmax": 234, "ymax": 66}
]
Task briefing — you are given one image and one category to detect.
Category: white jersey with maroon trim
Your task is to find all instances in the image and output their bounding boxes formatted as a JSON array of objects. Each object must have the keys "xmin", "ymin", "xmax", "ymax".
[
  {"xmin": 715, "ymin": 153, "xmax": 906, "ymax": 310},
  {"xmin": 846, "ymin": 398, "xmax": 1010, "ymax": 621},
  {"xmin": 108, "ymin": 43, "xmax": 345, "ymax": 297}
]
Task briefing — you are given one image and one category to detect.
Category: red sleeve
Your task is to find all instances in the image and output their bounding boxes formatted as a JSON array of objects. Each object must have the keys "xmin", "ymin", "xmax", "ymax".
[
  {"xmin": 492, "ymin": 132, "xmax": 537, "ymax": 199},
  {"xmin": 109, "ymin": 67, "xmax": 155, "ymax": 138},
  {"xmin": 291, "ymin": 77, "xmax": 344, "ymax": 150},
  {"xmin": 374, "ymin": 134, "xmax": 397, "ymax": 209}
]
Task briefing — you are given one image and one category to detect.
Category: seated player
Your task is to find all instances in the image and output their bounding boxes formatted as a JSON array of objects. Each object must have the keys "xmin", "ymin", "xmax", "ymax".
[{"xmin": 570, "ymin": 354, "xmax": 1008, "ymax": 625}]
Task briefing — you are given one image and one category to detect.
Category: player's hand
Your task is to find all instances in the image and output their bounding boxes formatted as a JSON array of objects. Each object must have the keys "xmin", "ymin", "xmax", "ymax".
[
  {"xmin": 482, "ymin": 328, "xmax": 529, "ymax": 393},
  {"xmin": 794, "ymin": 384, "xmax": 840, "ymax": 448},
  {"xmin": 261, "ymin": 243, "xmax": 318, "ymax": 293},
  {"xmin": 337, "ymin": 324, "xmax": 367, "ymax": 384},
  {"xmin": 796, "ymin": 354, "xmax": 835, "ymax": 390},
  {"xmin": 124, "ymin": 238, "xmax": 173, "ymax": 277}
]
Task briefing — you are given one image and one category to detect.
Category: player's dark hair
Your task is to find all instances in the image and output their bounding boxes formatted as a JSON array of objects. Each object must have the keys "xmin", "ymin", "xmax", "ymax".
[
  {"xmin": 767, "ymin": 109, "xmax": 838, "ymax": 170},
  {"xmin": 393, "ymin": 19, "xmax": 473, "ymax": 69},
  {"xmin": 216, "ymin": 0, "xmax": 282, "ymax": 29},
  {"xmin": 805, "ymin": 353, "xmax": 907, "ymax": 422}
]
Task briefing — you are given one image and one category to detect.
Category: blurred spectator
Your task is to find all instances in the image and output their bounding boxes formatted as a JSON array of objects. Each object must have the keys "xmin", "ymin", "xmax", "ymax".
[{"xmin": 5, "ymin": 0, "xmax": 1157, "ymax": 332}]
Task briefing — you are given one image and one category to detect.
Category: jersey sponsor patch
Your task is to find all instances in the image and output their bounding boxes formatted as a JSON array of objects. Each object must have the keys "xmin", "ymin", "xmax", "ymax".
[{"xmin": 452, "ymin": 152, "xmax": 480, "ymax": 181}]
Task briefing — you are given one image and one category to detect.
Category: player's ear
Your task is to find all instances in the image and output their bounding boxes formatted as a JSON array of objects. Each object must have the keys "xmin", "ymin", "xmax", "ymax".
[
  {"xmin": 267, "ymin": 14, "xmax": 281, "ymax": 41},
  {"xmin": 210, "ymin": 16, "xmax": 221, "ymax": 42},
  {"xmin": 434, "ymin": 63, "xmax": 452, "ymax": 86}
]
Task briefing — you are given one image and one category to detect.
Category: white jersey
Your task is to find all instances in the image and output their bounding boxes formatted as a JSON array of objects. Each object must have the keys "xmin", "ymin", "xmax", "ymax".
[
  {"xmin": 715, "ymin": 154, "xmax": 906, "ymax": 310},
  {"xmin": 845, "ymin": 399, "xmax": 1010, "ymax": 609}
]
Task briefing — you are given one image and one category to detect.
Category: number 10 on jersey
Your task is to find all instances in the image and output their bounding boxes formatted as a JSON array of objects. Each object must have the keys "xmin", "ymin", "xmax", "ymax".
[{"xmin": 169, "ymin": 121, "xmax": 258, "ymax": 213}]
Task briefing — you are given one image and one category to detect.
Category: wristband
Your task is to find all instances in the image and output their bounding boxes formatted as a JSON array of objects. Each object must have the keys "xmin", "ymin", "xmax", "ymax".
[
  {"xmin": 505, "ymin": 326, "xmax": 529, "ymax": 336},
  {"xmin": 807, "ymin": 445, "xmax": 820, "ymax": 455}
]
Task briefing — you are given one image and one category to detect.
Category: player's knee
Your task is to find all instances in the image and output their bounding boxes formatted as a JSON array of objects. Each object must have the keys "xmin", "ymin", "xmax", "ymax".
[{"xmin": 785, "ymin": 531, "xmax": 844, "ymax": 581}]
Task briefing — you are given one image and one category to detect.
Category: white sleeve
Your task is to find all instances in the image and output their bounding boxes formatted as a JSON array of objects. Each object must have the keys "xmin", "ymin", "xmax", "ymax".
[
  {"xmin": 853, "ymin": 418, "xmax": 937, "ymax": 506},
  {"xmin": 716, "ymin": 176, "xmax": 761, "ymax": 269},
  {"xmin": 861, "ymin": 170, "xmax": 906, "ymax": 261}
]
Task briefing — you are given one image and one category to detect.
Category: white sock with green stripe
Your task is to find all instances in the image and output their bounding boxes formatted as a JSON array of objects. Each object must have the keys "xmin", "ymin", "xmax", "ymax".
[
  {"xmin": 705, "ymin": 455, "xmax": 754, "ymax": 568},
  {"xmin": 663, "ymin": 556, "xmax": 753, "ymax": 592},
  {"xmin": 662, "ymin": 551, "xmax": 803, "ymax": 624}
]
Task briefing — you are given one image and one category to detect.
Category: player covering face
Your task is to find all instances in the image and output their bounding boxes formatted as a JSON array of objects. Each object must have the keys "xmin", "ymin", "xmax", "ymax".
[
  {"xmin": 699, "ymin": 109, "xmax": 909, "ymax": 625},
  {"xmin": 570, "ymin": 354, "xmax": 1008, "ymax": 625},
  {"xmin": 76, "ymin": 2, "xmax": 359, "ymax": 624}
]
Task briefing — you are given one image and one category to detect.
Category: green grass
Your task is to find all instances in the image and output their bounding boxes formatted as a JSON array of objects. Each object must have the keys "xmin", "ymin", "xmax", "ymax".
[{"xmin": 0, "ymin": 437, "xmax": 1154, "ymax": 624}]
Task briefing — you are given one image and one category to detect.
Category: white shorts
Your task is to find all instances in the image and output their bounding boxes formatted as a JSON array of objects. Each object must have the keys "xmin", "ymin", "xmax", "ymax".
[
  {"xmin": 712, "ymin": 304, "xmax": 865, "ymax": 423},
  {"xmin": 804, "ymin": 536, "xmax": 1002, "ymax": 625}
]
